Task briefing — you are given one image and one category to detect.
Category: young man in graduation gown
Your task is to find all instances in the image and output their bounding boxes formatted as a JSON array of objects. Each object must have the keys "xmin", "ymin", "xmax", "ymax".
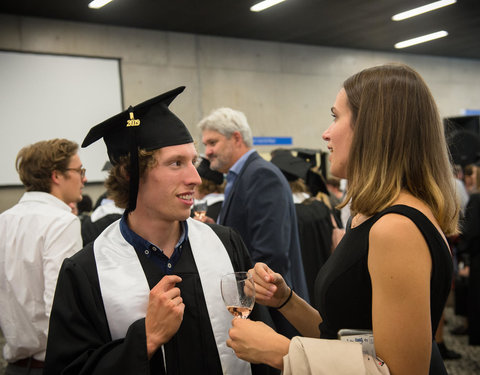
[{"xmin": 44, "ymin": 87, "xmax": 278, "ymax": 375}]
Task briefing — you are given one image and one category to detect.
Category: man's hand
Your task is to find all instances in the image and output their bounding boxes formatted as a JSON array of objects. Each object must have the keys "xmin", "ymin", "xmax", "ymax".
[{"xmin": 145, "ymin": 275, "xmax": 185, "ymax": 358}]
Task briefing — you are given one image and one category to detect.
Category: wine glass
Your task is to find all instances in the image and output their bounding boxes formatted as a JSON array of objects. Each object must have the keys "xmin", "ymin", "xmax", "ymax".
[
  {"xmin": 193, "ymin": 199, "xmax": 208, "ymax": 220},
  {"xmin": 220, "ymin": 271, "xmax": 255, "ymax": 319}
]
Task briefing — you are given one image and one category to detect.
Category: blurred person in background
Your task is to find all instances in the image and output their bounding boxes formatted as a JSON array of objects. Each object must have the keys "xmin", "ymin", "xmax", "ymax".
[
  {"xmin": 0, "ymin": 138, "xmax": 85, "ymax": 374},
  {"xmin": 198, "ymin": 108, "xmax": 309, "ymax": 338},
  {"xmin": 193, "ymin": 156, "xmax": 225, "ymax": 222},
  {"xmin": 464, "ymin": 164, "xmax": 480, "ymax": 195}
]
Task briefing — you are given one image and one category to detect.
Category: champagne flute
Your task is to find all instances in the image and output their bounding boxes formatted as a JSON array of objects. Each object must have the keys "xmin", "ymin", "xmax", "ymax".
[
  {"xmin": 193, "ymin": 199, "xmax": 208, "ymax": 220},
  {"xmin": 220, "ymin": 271, "xmax": 255, "ymax": 319}
]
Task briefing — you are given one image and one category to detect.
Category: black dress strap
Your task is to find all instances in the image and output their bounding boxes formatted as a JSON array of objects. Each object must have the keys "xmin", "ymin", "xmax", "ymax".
[{"xmin": 375, "ymin": 205, "xmax": 443, "ymax": 248}]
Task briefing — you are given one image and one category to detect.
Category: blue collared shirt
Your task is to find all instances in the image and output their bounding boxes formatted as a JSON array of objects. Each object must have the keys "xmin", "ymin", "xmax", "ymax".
[
  {"xmin": 119, "ymin": 214, "xmax": 188, "ymax": 275},
  {"xmin": 217, "ymin": 149, "xmax": 256, "ymax": 224},
  {"xmin": 229, "ymin": 148, "xmax": 256, "ymax": 176}
]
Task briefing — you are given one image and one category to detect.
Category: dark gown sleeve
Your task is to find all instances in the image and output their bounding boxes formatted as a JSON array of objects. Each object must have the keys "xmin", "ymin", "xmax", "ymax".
[
  {"xmin": 295, "ymin": 200, "xmax": 333, "ymax": 302},
  {"xmin": 206, "ymin": 201, "xmax": 222, "ymax": 222},
  {"xmin": 44, "ymin": 244, "xmax": 165, "ymax": 375}
]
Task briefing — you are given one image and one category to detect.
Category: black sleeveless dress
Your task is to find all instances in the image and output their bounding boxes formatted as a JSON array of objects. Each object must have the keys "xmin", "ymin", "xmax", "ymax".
[{"xmin": 314, "ymin": 205, "xmax": 452, "ymax": 374}]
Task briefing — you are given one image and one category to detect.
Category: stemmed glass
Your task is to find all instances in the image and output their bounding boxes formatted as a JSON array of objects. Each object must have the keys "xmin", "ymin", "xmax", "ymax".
[
  {"xmin": 193, "ymin": 199, "xmax": 208, "ymax": 220},
  {"xmin": 220, "ymin": 271, "xmax": 255, "ymax": 319}
]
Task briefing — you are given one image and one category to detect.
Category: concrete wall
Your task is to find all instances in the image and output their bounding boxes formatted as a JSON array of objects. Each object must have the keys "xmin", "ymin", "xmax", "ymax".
[{"xmin": 1, "ymin": 13, "xmax": 480, "ymax": 212}]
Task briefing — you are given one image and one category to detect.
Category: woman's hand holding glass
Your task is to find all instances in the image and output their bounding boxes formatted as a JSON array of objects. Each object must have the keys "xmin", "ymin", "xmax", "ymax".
[
  {"xmin": 227, "ymin": 318, "xmax": 289, "ymax": 370},
  {"xmin": 227, "ymin": 262, "xmax": 320, "ymax": 369},
  {"xmin": 222, "ymin": 271, "xmax": 287, "ymax": 367},
  {"xmin": 225, "ymin": 263, "xmax": 294, "ymax": 370}
]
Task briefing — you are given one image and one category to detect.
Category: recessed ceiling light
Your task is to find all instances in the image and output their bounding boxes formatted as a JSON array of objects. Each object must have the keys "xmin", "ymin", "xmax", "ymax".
[
  {"xmin": 392, "ymin": 0, "xmax": 456, "ymax": 21},
  {"xmin": 250, "ymin": 0, "xmax": 287, "ymax": 12},
  {"xmin": 394, "ymin": 30, "xmax": 448, "ymax": 49},
  {"xmin": 88, "ymin": 0, "xmax": 114, "ymax": 9}
]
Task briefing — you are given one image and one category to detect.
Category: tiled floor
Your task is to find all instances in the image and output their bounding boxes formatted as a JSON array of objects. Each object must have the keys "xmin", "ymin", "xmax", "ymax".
[{"xmin": 443, "ymin": 307, "xmax": 480, "ymax": 375}]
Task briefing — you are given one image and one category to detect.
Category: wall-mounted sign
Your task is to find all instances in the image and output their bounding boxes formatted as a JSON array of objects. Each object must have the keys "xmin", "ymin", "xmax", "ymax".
[
  {"xmin": 253, "ymin": 137, "xmax": 292, "ymax": 146},
  {"xmin": 463, "ymin": 109, "xmax": 480, "ymax": 116}
]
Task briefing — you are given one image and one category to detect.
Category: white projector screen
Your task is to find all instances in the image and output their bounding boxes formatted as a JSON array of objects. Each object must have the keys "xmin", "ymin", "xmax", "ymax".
[{"xmin": 0, "ymin": 50, "xmax": 123, "ymax": 185}]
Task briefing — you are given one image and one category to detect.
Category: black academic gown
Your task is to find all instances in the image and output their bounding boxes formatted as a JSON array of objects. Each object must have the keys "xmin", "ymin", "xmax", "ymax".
[
  {"xmin": 206, "ymin": 201, "xmax": 223, "ymax": 223},
  {"xmin": 294, "ymin": 199, "xmax": 333, "ymax": 303},
  {"xmin": 81, "ymin": 213, "xmax": 122, "ymax": 247},
  {"xmin": 44, "ymin": 223, "xmax": 278, "ymax": 375}
]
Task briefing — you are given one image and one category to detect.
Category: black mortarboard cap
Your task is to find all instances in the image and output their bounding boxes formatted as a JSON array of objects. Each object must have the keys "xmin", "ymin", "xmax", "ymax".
[
  {"xmin": 197, "ymin": 157, "xmax": 224, "ymax": 185},
  {"xmin": 295, "ymin": 148, "xmax": 318, "ymax": 168},
  {"xmin": 271, "ymin": 151, "xmax": 311, "ymax": 182},
  {"xmin": 448, "ymin": 129, "xmax": 480, "ymax": 167},
  {"xmin": 82, "ymin": 86, "xmax": 193, "ymax": 212}
]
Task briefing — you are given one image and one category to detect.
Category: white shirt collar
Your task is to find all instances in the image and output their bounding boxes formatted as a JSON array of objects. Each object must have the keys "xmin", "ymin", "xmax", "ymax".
[{"xmin": 19, "ymin": 191, "xmax": 72, "ymax": 212}]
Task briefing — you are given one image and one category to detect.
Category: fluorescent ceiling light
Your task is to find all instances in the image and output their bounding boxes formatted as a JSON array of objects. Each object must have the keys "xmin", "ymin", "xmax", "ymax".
[
  {"xmin": 251, "ymin": 0, "xmax": 287, "ymax": 12},
  {"xmin": 392, "ymin": 0, "xmax": 456, "ymax": 21},
  {"xmin": 394, "ymin": 30, "xmax": 448, "ymax": 49},
  {"xmin": 88, "ymin": 0, "xmax": 114, "ymax": 9}
]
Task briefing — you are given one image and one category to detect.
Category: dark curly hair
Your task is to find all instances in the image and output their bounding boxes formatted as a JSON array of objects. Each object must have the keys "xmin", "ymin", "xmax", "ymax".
[{"xmin": 105, "ymin": 149, "xmax": 158, "ymax": 208}]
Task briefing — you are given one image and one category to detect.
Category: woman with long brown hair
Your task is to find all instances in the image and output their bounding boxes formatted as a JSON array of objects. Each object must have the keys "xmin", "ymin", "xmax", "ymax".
[{"xmin": 226, "ymin": 63, "xmax": 459, "ymax": 374}]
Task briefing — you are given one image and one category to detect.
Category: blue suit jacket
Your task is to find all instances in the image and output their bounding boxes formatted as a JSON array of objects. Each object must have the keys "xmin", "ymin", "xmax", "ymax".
[{"xmin": 219, "ymin": 151, "xmax": 309, "ymax": 302}]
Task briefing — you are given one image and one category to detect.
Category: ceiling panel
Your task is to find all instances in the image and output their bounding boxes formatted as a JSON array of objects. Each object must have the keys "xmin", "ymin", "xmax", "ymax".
[{"xmin": 1, "ymin": 0, "xmax": 479, "ymax": 60}]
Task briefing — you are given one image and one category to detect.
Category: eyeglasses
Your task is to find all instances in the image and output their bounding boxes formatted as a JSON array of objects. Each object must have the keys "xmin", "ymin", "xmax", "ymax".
[{"xmin": 65, "ymin": 167, "xmax": 86, "ymax": 178}]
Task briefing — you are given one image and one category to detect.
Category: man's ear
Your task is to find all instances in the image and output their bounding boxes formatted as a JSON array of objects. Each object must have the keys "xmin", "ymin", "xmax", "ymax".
[
  {"xmin": 232, "ymin": 131, "xmax": 243, "ymax": 144},
  {"xmin": 51, "ymin": 170, "xmax": 62, "ymax": 185}
]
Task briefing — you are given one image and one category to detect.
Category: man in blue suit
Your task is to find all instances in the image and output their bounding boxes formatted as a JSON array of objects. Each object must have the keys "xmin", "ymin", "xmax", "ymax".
[{"xmin": 198, "ymin": 108, "xmax": 309, "ymax": 338}]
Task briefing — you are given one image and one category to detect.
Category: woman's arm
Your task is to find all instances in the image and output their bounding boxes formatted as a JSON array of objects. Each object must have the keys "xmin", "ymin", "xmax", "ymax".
[
  {"xmin": 368, "ymin": 213, "xmax": 433, "ymax": 375},
  {"xmin": 275, "ymin": 291, "xmax": 322, "ymax": 338}
]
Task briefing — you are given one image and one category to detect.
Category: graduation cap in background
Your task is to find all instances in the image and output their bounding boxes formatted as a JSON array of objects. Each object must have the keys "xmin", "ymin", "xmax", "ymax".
[
  {"xmin": 271, "ymin": 151, "xmax": 311, "ymax": 182},
  {"xmin": 292, "ymin": 148, "xmax": 329, "ymax": 195},
  {"xmin": 197, "ymin": 157, "xmax": 224, "ymax": 185},
  {"xmin": 271, "ymin": 151, "xmax": 328, "ymax": 195},
  {"xmin": 295, "ymin": 148, "xmax": 318, "ymax": 168},
  {"xmin": 448, "ymin": 129, "xmax": 480, "ymax": 167},
  {"xmin": 82, "ymin": 86, "xmax": 193, "ymax": 212}
]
